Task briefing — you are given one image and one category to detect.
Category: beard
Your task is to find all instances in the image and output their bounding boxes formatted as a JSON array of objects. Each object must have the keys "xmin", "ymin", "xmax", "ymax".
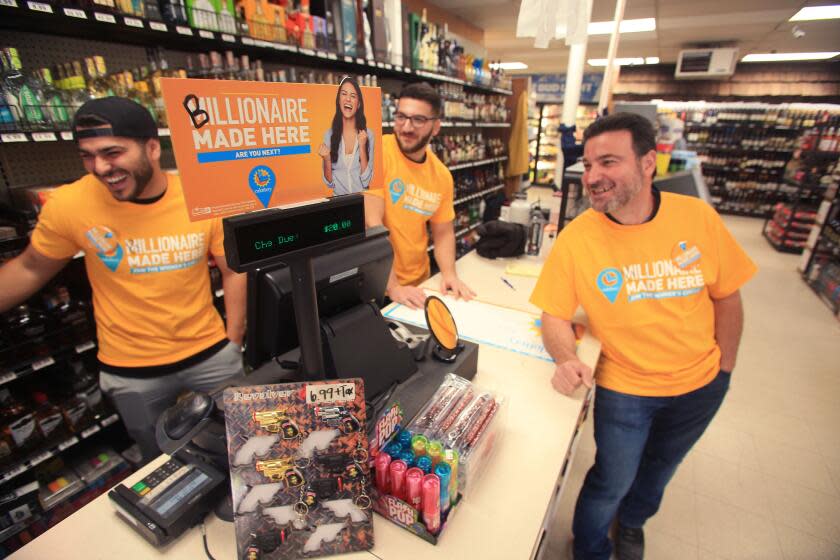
[
  {"xmin": 587, "ymin": 162, "xmax": 645, "ymax": 214},
  {"xmin": 98, "ymin": 152, "xmax": 155, "ymax": 202},
  {"xmin": 395, "ymin": 128, "xmax": 434, "ymax": 157}
]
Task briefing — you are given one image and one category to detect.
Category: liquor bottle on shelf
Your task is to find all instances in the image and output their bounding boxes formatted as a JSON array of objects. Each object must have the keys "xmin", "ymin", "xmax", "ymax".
[
  {"xmin": 2, "ymin": 304, "xmax": 52, "ymax": 364},
  {"xmin": 69, "ymin": 359, "xmax": 106, "ymax": 416},
  {"xmin": 42, "ymin": 286, "xmax": 93, "ymax": 347},
  {"xmin": 83, "ymin": 57, "xmax": 114, "ymax": 99},
  {"xmin": 160, "ymin": 0, "xmax": 189, "ymax": 25},
  {"xmin": 0, "ymin": 388, "xmax": 41, "ymax": 461},
  {"xmin": 1, "ymin": 47, "xmax": 50, "ymax": 131},
  {"xmin": 36, "ymin": 68, "xmax": 71, "ymax": 128},
  {"xmin": 31, "ymin": 390, "xmax": 68, "ymax": 442}
]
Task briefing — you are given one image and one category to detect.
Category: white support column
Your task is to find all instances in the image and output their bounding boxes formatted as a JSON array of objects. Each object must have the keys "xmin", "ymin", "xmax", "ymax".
[
  {"xmin": 562, "ymin": 42, "xmax": 588, "ymax": 127},
  {"xmin": 598, "ymin": 0, "xmax": 627, "ymax": 113}
]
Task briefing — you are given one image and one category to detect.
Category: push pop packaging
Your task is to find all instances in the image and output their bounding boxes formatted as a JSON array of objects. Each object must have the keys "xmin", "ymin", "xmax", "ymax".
[
  {"xmin": 223, "ymin": 379, "xmax": 373, "ymax": 559},
  {"xmin": 371, "ymin": 373, "xmax": 505, "ymax": 544}
]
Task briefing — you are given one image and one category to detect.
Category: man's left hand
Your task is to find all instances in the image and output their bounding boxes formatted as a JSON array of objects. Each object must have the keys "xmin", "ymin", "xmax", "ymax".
[{"xmin": 439, "ymin": 274, "xmax": 475, "ymax": 301}]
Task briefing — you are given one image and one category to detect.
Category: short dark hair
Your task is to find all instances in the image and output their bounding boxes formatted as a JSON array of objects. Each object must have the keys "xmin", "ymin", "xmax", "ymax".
[
  {"xmin": 397, "ymin": 82, "xmax": 442, "ymax": 117},
  {"xmin": 582, "ymin": 112, "xmax": 656, "ymax": 158}
]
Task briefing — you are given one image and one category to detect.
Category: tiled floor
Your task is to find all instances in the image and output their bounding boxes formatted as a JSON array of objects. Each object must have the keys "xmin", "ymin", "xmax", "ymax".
[{"xmin": 538, "ymin": 215, "xmax": 840, "ymax": 560}]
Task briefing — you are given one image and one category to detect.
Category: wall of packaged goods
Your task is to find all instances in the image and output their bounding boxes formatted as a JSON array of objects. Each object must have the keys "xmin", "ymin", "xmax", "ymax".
[{"xmin": 0, "ymin": 0, "xmax": 513, "ymax": 551}]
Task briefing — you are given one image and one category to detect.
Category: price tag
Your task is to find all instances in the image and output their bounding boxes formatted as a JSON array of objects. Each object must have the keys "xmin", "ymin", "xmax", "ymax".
[
  {"xmin": 6, "ymin": 465, "xmax": 26, "ymax": 479},
  {"xmin": 158, "ymin": 128, "xmax": 170, "ymax": 136},
  {"xmin": 63, "ymin": 7, "xmax": 86, "ymax": 18},
  {"xmin": 275, "ymin": 43, "xmax": 295, "ymax": 52},
  {"xmin": 32, "ymin": 357, "xmax": 55, "ymax": 371},
  {"xmin": 176, "ymin": 25, "xmax": 192, "ymax": 35},
  {"xmin": 299, "ymin": 48, "xmax": 315, "ymax": 56},
  {"xmin": 327, "ymin": 53, "xmax": 337, "ymax": 60},
  {"xmin": 221, "ymin": 33, "xmax": 234, "ymax": 42},
  {"xmin": 356, "ymin": 57, "xmax": 364, "ymax": 65},
  {"xmin": 81, "ymin": 425, "xmax": 101, "ymax": 439},
  {"xmin": 343, "ymin": 56, "xmax": 353, "ymax": 63},
  {"xmin": 32, "ymin": 132, "xmax": 57, "ymax": 142},
  {"xmin": 149, "ymin": 21, "xmax": 167, "ymax": 31},
  {"xmin": 124, "ymin": 16, "xmax": 142, "ymax": 27},
  {"xmin": 59, "ymin": 437, "xmax": 79, "ymax": 451},
  {"xmin": 404, "ymin": 67, "xmax": 412, "ymax": 74},
  {"xmin": 199, "ymin": 29, "xmax": 213, "ymax": 39},
  {"xmin": 0, "ymin": 0, "xmax": 19, "ymax": 7},
  {"xmin": 315, "ymin": 51, "xmax": 327, "ymax": 59},
  {"xmin": 242, "ymin": 37, "xmax": 254, "ymax": 45},
  {"xmin": 385, "ymin": 64, "xmax": 392, "ymax": 70},
  {"xmin": 75, "ymin": 341, "xmax": 96, "ymax": 353},
  {"xmin": 101, "ymin": 414, "xmax": 119, "ymax": 427},
  {"xmin": 306, "ymin": 382, "xmax": 356, "ymax": 404},
  {"xmin": 0, "ymin": 133, "xmax": 27, "ymax": 143},
  {"xmin": 29, "ymin": 451, "xmax": 52, "ymax": 466},
  {"xmin": 0, "ymin": 372, "xmax": 16, "ymax": 385},
  {"xmin": 94, "ymin": 11, "xmax": 116, "ymax": 23},
  {"xmin": 60, "ymin": 131, "xmax": 74, "ymax": 140},
  {"xmin": 376, "ymin": 62, "xmax": 384, "ymax": 68},
  {"xmin": 27, "ymin": 1, "xmax": 52, "ymax": 13}
]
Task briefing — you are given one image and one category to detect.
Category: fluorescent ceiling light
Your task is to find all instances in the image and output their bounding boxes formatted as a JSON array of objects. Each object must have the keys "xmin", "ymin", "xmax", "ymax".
[
  {"xmin": 491, "ymin": 61, "xmax": 528, "ymax": 70},
  {"xmin": 742, "ymin": 52, "xmax": 840, "ymax": 62},
  {"xmin": 789, "ymin": 5, "xmax": 840, "ymax": 21},
  {"xmin": 587, "ymin": 18, "xmax": 656, "ymax": 35},
  {"xmin": 588, "ymin": 57, "xmax": 654, "ymax": 66}
]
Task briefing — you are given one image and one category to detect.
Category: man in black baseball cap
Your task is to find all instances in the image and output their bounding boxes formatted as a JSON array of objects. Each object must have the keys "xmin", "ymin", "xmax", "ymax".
[{"xmin": 0, "ymin": 96, "xmax": 247, "ymax": 463}]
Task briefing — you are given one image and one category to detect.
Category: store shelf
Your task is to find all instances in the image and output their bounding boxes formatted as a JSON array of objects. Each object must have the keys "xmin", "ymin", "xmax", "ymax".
[
  {"xmin": 686, "ymin": 143, "xmax": 794, "ymax": 154},
  {"xmin": 427, "ymin": 221, "xmax": 481, "ymax": 253},
  {"xmin": 684, "ymin": 122, "xmax": 796, "ymax": 131},
  {"xmin": 762, "ymin": 228, "xmax": 804, "ymax": 254},
  {"xmin": 454, "ymin": 183, "xmax": 504, "ymax": 206},
  {"xmin": 0, "ymin": 339, "xmax": 96, "ymax": 387},
  {"xmin": 383, "ymin": 121, "xmax": 510, "ymax": 129},
  {"xmin": 718, "ymin": 208, "xmax": 772, "ymax": 219},
  {"xmin": 0, "ymin": 2, "xmax": 511, "ymax": 96},
  {"xmin": 448, "ymin": 156, "xmax": 507, "ymax": 171},
  {"xmin": 0, "ymin": 129, "xmax": 171, "ymax": 143},
  {"xmin": 0, "ymin": 412, "xmax": 120, "ymax": 485},
  {"xmin": 784, "ymin": 177, "xmax": 830, "ymax": 192},
  {"xmin": 804, "ymin": 277, "xmax": 840, "ymax": 314},
  {"xmin": 701, "ymin": 164, "xmax": 785, "ymax": 175}
]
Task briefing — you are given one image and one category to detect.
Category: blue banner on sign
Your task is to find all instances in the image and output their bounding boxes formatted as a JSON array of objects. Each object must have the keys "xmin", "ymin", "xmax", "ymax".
[
  {"xmin": 532, "ymin": 74, "xmax": 603, "ymax": 104},
  {"xmin": 197, "ymin": 144, "xmax": 311, "ymax": 164}
]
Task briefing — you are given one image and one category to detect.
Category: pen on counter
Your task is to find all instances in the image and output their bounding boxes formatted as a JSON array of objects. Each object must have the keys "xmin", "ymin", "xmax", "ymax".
[{"xmin": 501, "ymin": 277, "xmax": 515, "ymax": 291}]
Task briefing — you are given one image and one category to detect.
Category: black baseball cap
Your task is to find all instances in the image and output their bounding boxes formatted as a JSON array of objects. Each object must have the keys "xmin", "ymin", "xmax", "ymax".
[{"xmin": 72, "ymin": 97, "xmax": 158, "ymax": 141}]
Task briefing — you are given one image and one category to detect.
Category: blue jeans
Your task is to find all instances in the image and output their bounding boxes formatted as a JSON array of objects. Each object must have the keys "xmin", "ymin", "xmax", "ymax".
[{"xmin": 572, "ymin": 370, "xmax": 731, "ymax": 560}]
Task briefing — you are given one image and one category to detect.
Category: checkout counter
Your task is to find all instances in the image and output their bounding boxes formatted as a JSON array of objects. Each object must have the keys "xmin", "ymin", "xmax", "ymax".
[{"xmin": 10, "ymin": 227, "xmax": 601, "ymax": 560}]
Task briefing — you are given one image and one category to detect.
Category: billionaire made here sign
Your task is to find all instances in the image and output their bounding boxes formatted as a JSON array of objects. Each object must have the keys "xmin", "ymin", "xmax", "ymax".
[{"xmin": 160, "ymin": 78, "xmax": 383, "ymax": 221}]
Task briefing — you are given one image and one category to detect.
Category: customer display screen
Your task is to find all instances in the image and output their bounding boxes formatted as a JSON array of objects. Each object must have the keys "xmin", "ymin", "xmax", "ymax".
[{"xmin": 224, "ymin": 196, "xmax": 366, "ymax": 270}]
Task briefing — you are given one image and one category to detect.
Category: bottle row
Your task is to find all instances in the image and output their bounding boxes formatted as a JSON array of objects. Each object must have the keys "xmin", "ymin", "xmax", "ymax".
[
  {"xmin": 0, "ymin": 356, "xmax": 108, "ymax": 466},
  {"xmin": 381, "ymin": 86, "xmax": 509, "ymax": 125},
  {"xmin": 676, "ymin": 106, "xmax": 840, "ymax": 129},
  {"xmin": 430, "ymin": 134, "xmax": 505, "ymax": 166},
  {"xmin": 3, "ymin": 0, "xmax": 510, "ymax": 90},
  {"xmin": 809, "ymin": 261, "xmax": 840, "ymax": 311},
  {"xmin": 685, "ymin": 128, "xmax": 798, "ymax": 151},
  {"xmin": 700, "ymin": 153, "xmax": 788, "ymax": 171},
  {"xmin": 0, "ymin": 285, "xmax": 94, "ymax": 371},
  {"xmin": 800, "ymin": 127, "xmax": 840, "ymax": 153},
  {"xmin": 452, "ymin": 164, "xmax": 504, "ymax": 201}
]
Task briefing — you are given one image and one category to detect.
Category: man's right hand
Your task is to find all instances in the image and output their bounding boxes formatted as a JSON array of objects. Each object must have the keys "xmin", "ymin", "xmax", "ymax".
[
  {"xmin": 388, "ymin": 284, "xmax": 427, "ymax": 309},
  {"xmin": 551, "ymin": 358, "xmax": 594, "ymax": 396}
]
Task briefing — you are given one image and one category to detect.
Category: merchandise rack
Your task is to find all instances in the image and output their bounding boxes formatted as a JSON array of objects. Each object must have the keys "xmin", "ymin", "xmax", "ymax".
[
  {"xmin": 800, "ymin": 179, "xmax": 840, "ymax": 316},
  {"xmin": 0, "ymin": 2, "xmax": 512, "ymax": 96}
]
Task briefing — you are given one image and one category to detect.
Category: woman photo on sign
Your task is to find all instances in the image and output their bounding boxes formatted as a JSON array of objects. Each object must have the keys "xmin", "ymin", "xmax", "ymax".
[{"xmin": 319, "ymin": 76, "xmax": 374, "ymax": 195}]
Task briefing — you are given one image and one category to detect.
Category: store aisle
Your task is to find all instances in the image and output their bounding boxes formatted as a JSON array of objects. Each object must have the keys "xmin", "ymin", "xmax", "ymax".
[{"xmin": 540, "ymin": 215, "xmax": 840, "ymax": 560}]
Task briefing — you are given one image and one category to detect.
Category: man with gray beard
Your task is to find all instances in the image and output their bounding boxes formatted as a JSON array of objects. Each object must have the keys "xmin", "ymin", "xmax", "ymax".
[{"xmin": 530, "ymin": 113, "xmax": 756, "ymax": 560}]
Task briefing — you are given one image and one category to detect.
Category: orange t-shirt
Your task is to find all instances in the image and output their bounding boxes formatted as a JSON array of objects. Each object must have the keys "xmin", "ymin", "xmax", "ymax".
[
  {"xmin": 530, "ymin": 192, "xmax": 757, "ymax": 397},
  {"xmin": 366, "ymin": 134, "xmax": 455, "ymax": 286},
  {"xmin": 30, "ymin": 173, "xmax": 227, "ymax": 368}
]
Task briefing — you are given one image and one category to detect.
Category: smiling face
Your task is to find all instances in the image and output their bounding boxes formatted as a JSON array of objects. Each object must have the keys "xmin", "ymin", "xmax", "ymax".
[
  {"xmin": 582, "ymin": 130, "xmax": 655, "ymax": 214},
  {"xmin": 394, "ymin": 97, "xmax": 440, "ymax": 158},
  {"xmin": 78, "ymin": 130, "xmax": 160, "ymax": 202},
  {"xmin": 338, "ymin": 81, "xmax": 359, "ymax": 120}
]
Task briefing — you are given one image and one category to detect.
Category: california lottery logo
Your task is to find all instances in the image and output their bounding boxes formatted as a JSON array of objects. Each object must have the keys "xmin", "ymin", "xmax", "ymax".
[
  {"xmin": 529, "ymin": 318, "xmax": 542, "ymax": 336},
  {"xmin": 596, "ymin": 268, "xmax": 623, "ymax": 304},
  {"xmin": 671, "ymin": 240, "xmax": 702, "ymax": 270},
  {"xmin": 85, "ymin": 225, "xmax": 123, "ymax": 272},
  {"xmin": 249, "ymin": 165, "xmax": 276, "ymax": 208},
  {"xmin": 389, "ymin": 178, "xmax": 406, "ymax": 204}
]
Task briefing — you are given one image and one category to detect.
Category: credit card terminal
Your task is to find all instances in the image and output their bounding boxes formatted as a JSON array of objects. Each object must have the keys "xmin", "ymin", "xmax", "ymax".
[{"xmin": 108, "ymin": 456, "xmax": 226, "ymax": 547}]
